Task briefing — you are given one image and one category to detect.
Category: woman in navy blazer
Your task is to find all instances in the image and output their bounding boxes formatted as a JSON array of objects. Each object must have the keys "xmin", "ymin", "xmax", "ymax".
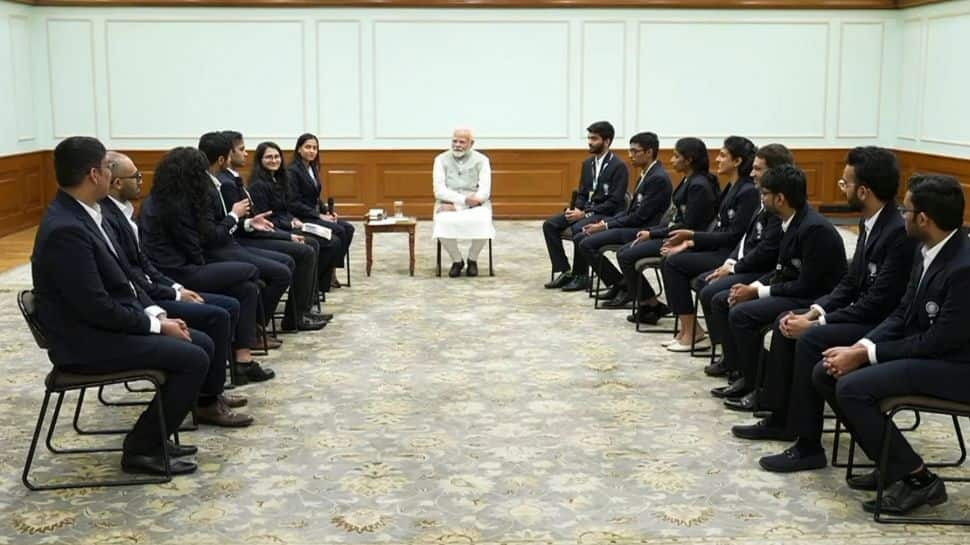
[
  {"xmin": 287, "ymin": 133, "xmax": 355, "ymax": 287},
  {"xmin": 659, "ymin": 136, "xmax": 760, "ymax": 351}
]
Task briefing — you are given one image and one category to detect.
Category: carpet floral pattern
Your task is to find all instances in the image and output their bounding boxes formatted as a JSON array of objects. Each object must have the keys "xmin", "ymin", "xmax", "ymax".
[{"xmin": 0, "ymin": 220, "xmax": 966, "ymax": 544}]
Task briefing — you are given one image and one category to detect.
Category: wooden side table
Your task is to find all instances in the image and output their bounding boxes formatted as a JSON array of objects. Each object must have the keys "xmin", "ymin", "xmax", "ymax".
[{"xmin": 364, "ymin": 218, "xmax": 417, "ymax": 276}]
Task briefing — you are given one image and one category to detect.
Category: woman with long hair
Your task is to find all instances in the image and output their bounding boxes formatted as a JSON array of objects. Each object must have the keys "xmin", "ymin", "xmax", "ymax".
[
  {"xmin": 248, "ymin": 141, "xmax": 342, "ymax": 293},
  {"xmin": 659, "ymin": 136, "xmax": 760, "ymax": 351},
  {"xmin": 287, "ymin": 133, "xmax": 356, "ymax": 288},
  {"xmin": 609, "ymin": 137, "xmax": 720, "ymax": 325}
]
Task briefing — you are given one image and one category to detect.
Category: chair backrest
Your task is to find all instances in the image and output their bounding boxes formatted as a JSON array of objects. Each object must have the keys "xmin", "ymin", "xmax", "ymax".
[{"xmin": 18, "ymin": 290, "xmax": 49, "ymax": 350}]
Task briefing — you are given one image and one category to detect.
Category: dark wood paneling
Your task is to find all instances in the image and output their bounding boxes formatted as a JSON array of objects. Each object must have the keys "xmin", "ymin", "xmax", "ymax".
[
  {"xmin": 8, "ymin": 147, "xmax": 970, "ymax": 238},
  {"xmin": 0, "ymin": 151, "xmax": 49, "ymax": 238}
]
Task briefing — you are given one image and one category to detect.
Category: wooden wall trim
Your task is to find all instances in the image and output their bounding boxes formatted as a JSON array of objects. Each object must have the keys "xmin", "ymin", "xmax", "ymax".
[
  {"xmin": 15, "ymin": 0, "xmax": 931, "ymax": 9},
  {"xmin": 6, "ymin": 147, "xmax": 969, "ymax": 239}
]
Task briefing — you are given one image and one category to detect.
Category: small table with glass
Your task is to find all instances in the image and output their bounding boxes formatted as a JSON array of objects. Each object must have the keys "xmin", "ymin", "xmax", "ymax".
[{"xmin": 364, "ymin": 213, "xmax": 417, "ymax": 277}]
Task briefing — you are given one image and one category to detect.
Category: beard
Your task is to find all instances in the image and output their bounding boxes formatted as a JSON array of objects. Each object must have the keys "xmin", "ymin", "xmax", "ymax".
[
  {"xmin": 588, "ymin": 142, "xmax": 604, "ymax": 155},
  {"xmin": 452, "ymin": 149, "xmax": 467, "ymax": 159},
  {"xmin": 846, "ymin": 191, "xmax": 864, "ymax": 212}
]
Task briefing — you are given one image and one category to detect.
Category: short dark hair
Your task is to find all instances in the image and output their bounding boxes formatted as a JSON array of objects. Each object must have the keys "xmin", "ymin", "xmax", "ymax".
[
  {"xmin": 53, "ymin": 136, "xmax": 106, "ymax": 188},
  {"xmin": 629, "ymin": 132, "xmax": 659, "ymax": 158},
  {"xmin": 908, "ymin": 174, "xmax": 965, "ymax": 231},
  {"xmin": 846, "ymin": 146, "xmax": 899, "ymax": 202},
  {"xmin": 755, "ymin": 143, "xmax": 795, "ymax": 170},
  {"xmin": 198, "ymin": 132, "xmax": 232, "ymax": 165},
  {"xmin": 586, "ymin": 121, "xmax": 615, "ymax": 144},
  {"xmin": 761, "ymin": 164, "xmax": 808, "ymax": 209},
  {"xmin": 221, "ymin": 130, "xmax": 244, "ymax": 147},
  {"xmin": 723, "ymin": 135, "xmax": 758, "ymax": 178},
  {"xmin": 674, "ymin": 137, "xmax": 710, "ymax": 174}
]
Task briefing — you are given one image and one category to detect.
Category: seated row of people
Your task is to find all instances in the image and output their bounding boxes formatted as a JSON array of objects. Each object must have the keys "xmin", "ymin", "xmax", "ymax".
[
  {"xmin": 31, "ymin": 132, "xmax": 352, "ymax": 477},
  {"xmin": 543, "ymin": 121, "xmax": 970, "ymax": 516}
]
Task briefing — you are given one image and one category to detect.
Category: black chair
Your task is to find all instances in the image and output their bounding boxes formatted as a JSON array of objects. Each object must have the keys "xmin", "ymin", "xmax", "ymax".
[
  {"xmin": 848, "ymin": 396, "xmax": 970, "ymax": 525},
  {"xmin": 631, "ymin": 256, "xmax": 678, "ymax": 335},
  {"xmin": 436, "ymin": 239, "xmax": 495, "ymax": 277},
  {"xmin": 18, "ymin": 290, "xmax": 173, "ymax": 490}
]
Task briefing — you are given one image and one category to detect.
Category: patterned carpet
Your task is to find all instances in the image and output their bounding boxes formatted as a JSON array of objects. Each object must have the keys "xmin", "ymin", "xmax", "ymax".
[{"xmin": 0, "ymin": 220, "xmax": 967, "ymax": 544}]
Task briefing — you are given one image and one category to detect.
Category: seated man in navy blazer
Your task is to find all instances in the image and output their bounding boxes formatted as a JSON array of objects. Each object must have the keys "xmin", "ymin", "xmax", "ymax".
[
  {"xmin": 31, "ymin": 136, "xmax": 209, "ymax": 477},
  {"xmin": 806, "ymin": 174, "xmax": 970, "ymax": 515},
  {"xmin": 576, "ymin": 131, "xmax": 671, "ymax": 298},
  {"xmin": 543, "ymin": 121, "xmax": 629, "ymax": 291},
  {"xmin": 734, "ymin": 147, "xmax": 914, "ymax": 448},
  {"xmin": 102, "ymin": 151, "xmax": 253, "ymax": 427},
  {"xmin": 717, "ymin": 164, "xmax": 847, "ymax": 410}
]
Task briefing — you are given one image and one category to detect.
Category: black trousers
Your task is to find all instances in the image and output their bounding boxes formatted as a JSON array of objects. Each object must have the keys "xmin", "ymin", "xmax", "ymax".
[
  {"xmin": 239, "ymin": 236, "xmax": 318, "ymax": 317},
  {"xmin": 172, "ymin": 262, "xmax": 260, "ymax": 348},
  {"xmin": 815, "ymin": 358, "xmax": 970, "ymax": 483},
  {"xmin": 208, "ymin": 245, "xmax": 294, "ymax": 325},
  {"xmin": 60, "ymin": 329, "xmax": 212, "ymax": 455},
  {"xmin": 662, "ymin": 250, "xmax": 731, "ymax": 315},
  {"xmin": 726, "ymin": 295, "xmax": 813, "ymax": 386},
  {"xmin": 700, "ymin": 271, "xmax": 763, "ymax": 347},
  {"xmin": 542, "ymin": 213, "xmax": 602, "ymax": 273},
  {"xmin": 158, "ymin": 293, "xmax": 238, "ymax": 397},
  {"xmin": 308, "ymin": 218, "xmax": 355, "ymax": 267},
  {"xmin": 617, "ymin": 239, "xmax": 665, "ymax": 301},
  {"xmin": 577, "ymin": 227, "xmax": 640, "ymax": 287},
  {"xmin": 783, "ymin": 321, "xmax": 874, "ymax": 437}
]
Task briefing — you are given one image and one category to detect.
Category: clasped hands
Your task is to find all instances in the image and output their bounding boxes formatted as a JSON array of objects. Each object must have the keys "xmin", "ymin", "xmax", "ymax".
[{"xmin": 437, "ymin": 195, "xmax": 483, "ymax": 214}]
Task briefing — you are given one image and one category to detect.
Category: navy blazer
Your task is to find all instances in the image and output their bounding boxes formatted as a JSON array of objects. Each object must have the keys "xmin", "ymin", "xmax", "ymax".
[
  {"xmin": 648, "ymin": 172, "xmax": 719, "ymax": 240},
  {"xmin": 32, "ymin": 191, "xmax": 155, "ymax": 366},
  {"xmin": 286, "ymin": 161, "xmax": 325, "ymax": 221},
  {"xmin": 731, "ymin": 207, "xmax": 783, "ymax": 275},
  {"xmin": 757, "ymin": 205, "xmax": 848, "ymax": 299},
  {"xmin": 604, "ymin": 161, "xmax": 672, "ymax": 230},
  {"xmin": 815, "ymin": 206, "xmax": 916, "ymax": 325},
  {"xmin": 867, "ymin": 231, "xmax": 970, "ymax": 363},
  {"xmin": 138, "ymin": 194, "xmax": 209, "ymax": 278},
  {"xmin": 101, "ymin": 197, "xmax": 178, "ymax": 302},
  {"xmin": 575, "ymin": 152, "xmax": 629, "ymax": 216},
  {"xmin": 216, "ymin": 170, "xmax": 292, "ymax": 242},
  {"xmin": 247, "ymin": 172, "xmax": 297, "ymax": 232},
  {"xmin": 692, "ymin": 177, "xmax": 760, "ymax": 252}
]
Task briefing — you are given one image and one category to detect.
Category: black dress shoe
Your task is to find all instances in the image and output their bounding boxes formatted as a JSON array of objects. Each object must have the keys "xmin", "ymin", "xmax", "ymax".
[
  {"xmin": 281, "ymin": 316, "xmax": 327, "ymax": 332},
  {"xmin": 602, "ymin": 293, "xmax": 634, "ymax": 309},
  {"xmin": 595, "ymin": 285, "xmax": 623, "ymax": 301},
  {"xmin": 704, "ymin": 361, "xmax": 728, "ymax": 377},
  {"xmin": 862, "ymin": 477, "xmax": 947, "ymax": 514},
  {"xmin": 544, "ymin": 272, "xmax": 573, "ymax": 289},
  {"xmin": 724, "ymin": 390, "xmax": 759, "ymax": 412},
  {"xmin": 165, "ymin": 440, "xmax": 198, "ymax": 458},
  {"xmin": 307, "ymin": 311, "xmax": 333, "ymax": 322},
  {"xmin": 732, "ymin": 418, "xmax": 796, "ymax": 441},
  {"xmin": 727, "ymin": 369, "xmax": 742, "ymax": 383},
  {"xmin": 122, "ymin": 453, "xmax": 198, "ymax": 476},
  {"xmin": 759, "ymin": 446, "xmax": 827, "ymax": 473},
  {"xmin": 711, "ymin": 378, "xmax": 748, "ymax": 399},
  {"xmin": 626, "ymin": 308, "xmax": 660, "ymax": 325},
  {"xmin": 239, "ymin": 361, "xmax": 275, "ymax": 382},
  {"xmin": 847, "ymin": 470, "xmax": 882, "ymax": 491},
  {"xmin": 466, "ymin": 260, "xmax": 479, "ymax": 277},
  {"xmin": 561, "ymin": 275, "xmax": 590, "ymax": 292},
  {"xmin": 448, "ymin": 261, "xmax": 464, "ymax": 278}
]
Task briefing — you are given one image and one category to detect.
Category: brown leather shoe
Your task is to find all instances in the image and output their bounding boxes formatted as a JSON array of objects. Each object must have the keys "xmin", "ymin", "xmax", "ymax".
[
  {"xmin": 194, "ymin": 399, "xmax": 254, "ymax": 428},
  {"xmin": 251, "ymin": 330, "xmax": 282, "ymax": 350},
  {"xmin": 220, "ymin": 393, "xmax": 248, "ymax": 408},
  {"xmin": 331, "ymin": 276, "xmax": 342, "ymax": 289}
]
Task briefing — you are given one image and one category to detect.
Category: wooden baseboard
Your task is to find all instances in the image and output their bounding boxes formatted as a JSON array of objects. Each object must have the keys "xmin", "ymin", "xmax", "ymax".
[{"xmin": 4, "ymin": 146, "xmax": 968, "ymax": 238}]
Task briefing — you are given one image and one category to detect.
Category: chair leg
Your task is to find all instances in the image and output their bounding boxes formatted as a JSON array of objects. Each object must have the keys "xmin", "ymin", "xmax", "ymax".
[
  {"xmin": 436, "ymin": 240, "xmax": 442, "ymax": 277},
  {"xmin": 22, "ymin": 390, "xmax": 52, "ymax": 490},
  {"xmin": 488, "ymin": 240, "xmax": 494, "ymax": 276},
  {"xmin": 593, "ymin": 253, "xmax": 605, "ymax": 310},
  {"xmin": 345, "ymin": 251, "xmax": 351, "ymax": 287}
]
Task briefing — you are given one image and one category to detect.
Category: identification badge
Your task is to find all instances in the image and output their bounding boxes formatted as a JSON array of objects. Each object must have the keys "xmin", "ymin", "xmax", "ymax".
[
  {"xmin": 756, "ymin": 222, "xmax": 764, "ymax": 236},
  {"xmin": 926, "ymin": 301, "xmax": 940, "ymax": 320},
  {"xmin": 868, "ymin": 262, "xmax": 878, "ymax": 278},
  {"xmin": 792, "ymin": 258, "xmax": 802, "ymax": 269},
  {"xmin": 604, "ymin": 184, "xmax": 610, "ymax": 193},
  {"xmin": 727, "ymin": 209, "xmax": 736, "ymax": 219},
  {"xmin": 637, "ymin": 193, "xmax": 644, "ymax": 202},
  {"xmin": 679, "ymin": 204, "xmax": 687, "ymax": 213}
]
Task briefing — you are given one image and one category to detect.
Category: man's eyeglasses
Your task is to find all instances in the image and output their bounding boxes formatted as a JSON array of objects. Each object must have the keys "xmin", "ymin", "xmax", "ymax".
[
  {"xmin": 837, "ymin": 179, "xmax": 848, "ymax": 190},
  {"xmin": 897, "ymin": 206, "xmax": 918, "ymax": 216},
  {"xmin": 116, "ymin": 172, "xmax": 143, "ymax": 183}
]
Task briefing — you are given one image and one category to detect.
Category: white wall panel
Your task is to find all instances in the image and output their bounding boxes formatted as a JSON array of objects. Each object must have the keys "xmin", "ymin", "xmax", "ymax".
[
  {"xmin": 10, "ymin": 15, "xmax": 35, "ymax": 142},
  {"xmin": 581, "ymin": 21, "xmax": 625, "ymax": 139},
  {"xmin": 105, "ymin": 20, "xmax": 305, "ymax": 140},
  {"xmin": 317, "ymin": 20, "xmax": 362, "ymax": 139},
  {"xmin": 837, "ymin": 22, "xmax": 883, "ymax": 138},
  {"xmin": 47, "ymin": 19, "xmax": 97, "ymax": 137},
  {"xmin": 638, "ymin": 21, "xmax": 829, "ymax": 139},
  {"xmin": 920, "ymin": 13, "xmax": 970, "ymax": 147},
  {"xmin": 896, "ymin": 19, "xmax": 923, "ymax": 141},
  {"xmin": 372, "ymin": 20, "xmax": 570, "ymax": 140}
]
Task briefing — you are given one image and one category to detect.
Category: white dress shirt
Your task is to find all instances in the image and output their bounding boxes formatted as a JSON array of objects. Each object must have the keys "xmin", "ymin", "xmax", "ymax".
[
  {"xmin": 105, "ymin": 195, "xmax": 184, "ymax": 301},
  {"xmin": 724, "ymin": 204, "xmax": 765, "ymax": 271},
  {"xmin": 752, "ymin": 212, "xmax": 796, "ymax": 298}
]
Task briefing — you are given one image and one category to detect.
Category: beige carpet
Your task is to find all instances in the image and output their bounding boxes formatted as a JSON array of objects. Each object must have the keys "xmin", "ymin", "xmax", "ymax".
[{"xmin": 0, "ymin": 220, "xmax": 967, "ymax": 544}]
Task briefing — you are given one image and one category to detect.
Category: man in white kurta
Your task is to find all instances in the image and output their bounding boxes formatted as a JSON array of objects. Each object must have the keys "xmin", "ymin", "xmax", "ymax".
[{"xmin": 432, "ymin": 129, "xmax": 496, "ymax": 277}]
